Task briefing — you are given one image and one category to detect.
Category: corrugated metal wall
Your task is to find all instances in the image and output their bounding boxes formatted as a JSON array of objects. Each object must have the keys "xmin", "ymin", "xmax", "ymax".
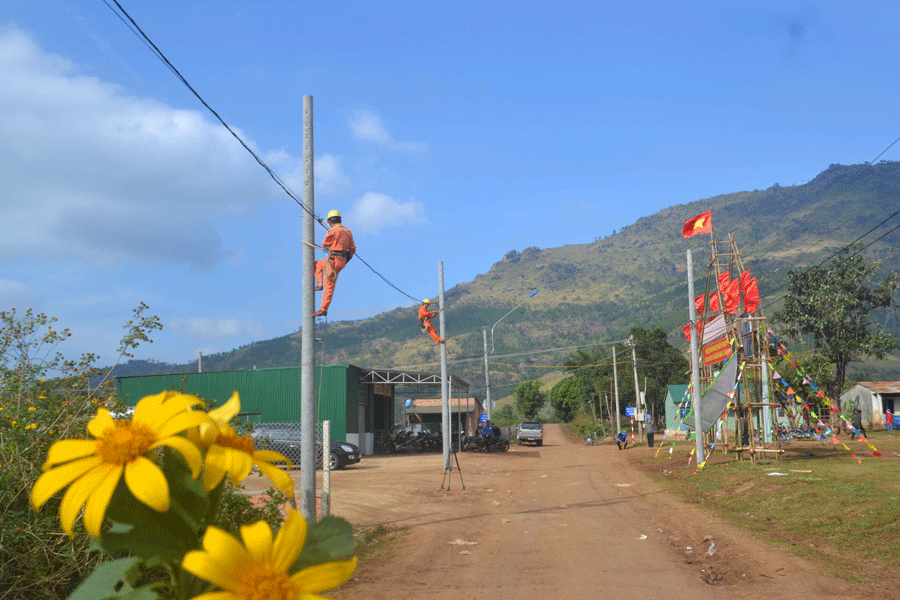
[{"xmin": 116, "ymin": 365, "xmax": 355, "ymax": 440}]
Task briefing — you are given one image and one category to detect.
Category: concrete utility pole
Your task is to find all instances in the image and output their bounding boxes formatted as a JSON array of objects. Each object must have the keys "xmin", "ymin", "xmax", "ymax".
[
  {"xmin": 613, "ymin": 345, "xmax": 621, "ymax": 434},
  {"xmin": 687, "ymin": 249, "xmax": 705, "ymax": 466},
  {"xmin": 628, "ymin": 335, "xmax": 643, "ymax": 440},
  {"xmin": 439, "ymin": 262, "xmax": 450, "ymax": 472},
  {"xmin": 482, "ymin": 327, "xmax": 492, "ymax": 420},
  {"xmin": 299, "ymin": 95, "xmax": 316, "ymax": 519}
]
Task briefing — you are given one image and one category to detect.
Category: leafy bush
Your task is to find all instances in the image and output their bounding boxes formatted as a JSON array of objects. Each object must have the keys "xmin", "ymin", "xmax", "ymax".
[{"xmin": 0, "ymin": 305, "xmax": 161, "ymax": 599}]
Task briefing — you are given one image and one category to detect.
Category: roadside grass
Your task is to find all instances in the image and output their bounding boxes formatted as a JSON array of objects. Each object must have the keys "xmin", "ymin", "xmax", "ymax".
[
  {"xmin": 634, "ymin": 430, "xmax": 900, "ymax": 586},
  {"xmin": 353, "ymin": 523, "xmax": 409, "ymax": 563}
]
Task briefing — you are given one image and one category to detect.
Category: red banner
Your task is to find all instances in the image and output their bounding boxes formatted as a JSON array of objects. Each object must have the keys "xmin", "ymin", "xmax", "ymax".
[{"xmin": 703, "ymin": 336, "xmax": 732, "ymax": 366}]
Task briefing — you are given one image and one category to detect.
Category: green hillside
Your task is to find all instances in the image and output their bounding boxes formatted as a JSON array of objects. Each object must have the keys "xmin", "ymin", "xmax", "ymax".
[{"xmin": 112, "ymin": 162, "xmax": 900, "ymax": 402}]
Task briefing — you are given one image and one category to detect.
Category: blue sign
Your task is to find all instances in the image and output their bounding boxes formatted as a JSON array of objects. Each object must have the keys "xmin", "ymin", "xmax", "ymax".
[
  {"xmin": 625, "ymin": 407, "xmax": 636, "ymax": 417},
  {"xmin": 479, "ymin": 413, "xmax": 488, "ymax": 423}
]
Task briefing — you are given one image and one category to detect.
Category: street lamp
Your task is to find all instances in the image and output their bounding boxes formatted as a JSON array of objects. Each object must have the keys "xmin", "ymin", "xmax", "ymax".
[
  {"xmin": 483, "ymin": 289, "xmax": 538, "ymax": 419},
  {"xmin": 491, "ymin": 289, "xmax": 539, "ymax": 354}
]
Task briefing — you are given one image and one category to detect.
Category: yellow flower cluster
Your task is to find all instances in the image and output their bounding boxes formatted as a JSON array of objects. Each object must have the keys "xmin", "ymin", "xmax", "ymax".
[
  {"xmin": 183, "ymin": 509, "xmax": 356, "ymax": 600},
  {"xmin": 31, "ymin": 391, "xmax": 293, "ymax": 537}
]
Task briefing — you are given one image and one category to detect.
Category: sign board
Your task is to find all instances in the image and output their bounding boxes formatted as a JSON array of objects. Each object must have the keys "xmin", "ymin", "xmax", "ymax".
[
  {"xmin": 479, "ymin": 413, "xmax": 488, "ymax": 423},
  {"xmin": 625, "ymin": 407, "xmax": 636, "ymax": 417}
]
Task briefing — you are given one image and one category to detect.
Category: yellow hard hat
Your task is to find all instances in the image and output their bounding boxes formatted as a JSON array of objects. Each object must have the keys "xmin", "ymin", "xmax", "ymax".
[
  {"xmin": 326, "ymin": 209, "xmax": 341, "ymax": 221},
  {"xmin": 423, "ymin": 299, "xmax": 430, "ymax": 304}
]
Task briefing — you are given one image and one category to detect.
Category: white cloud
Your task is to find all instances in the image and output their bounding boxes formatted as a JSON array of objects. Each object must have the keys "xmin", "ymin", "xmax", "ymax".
[
  {"xmin": 169, "ymin": 317, "xmax": 267, "ymax": 339},
  {"xmin": 348, "ymin": 108, "xmax": 427, "ymax": 153},
  {"xmin": 314, "ymin": 154, "xmax": 352, "ymax": 195},
  {"xmin": 349, "ymin": 192, "xmax": 427, "ymax": 233},
  {"xmin": 264, "ymin": 151, "xmax": 351, "ymax": 198},
  {"xmin": 0, "ymin": 26, "xmax": 297, "ymax": 269}
]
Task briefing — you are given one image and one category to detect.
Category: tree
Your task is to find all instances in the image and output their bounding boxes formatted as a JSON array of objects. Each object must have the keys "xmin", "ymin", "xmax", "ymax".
[
  {"xmin": 561, "ymin": 327, "xmax": 689, "ymax": 423},
  {"xmin": 774, "ymin": 242, "xmax": 899, "ymax": 402},
  {"xmin": 491, "ymin": 404, "xmax": 519, "ymax": 426},
  {"xmin": 514, "ymin": 380, "xmax": 546, "ymax": 420},
  {"xmin": 549, "ymin": 377, "xmax": 587, "ymax": 422}
]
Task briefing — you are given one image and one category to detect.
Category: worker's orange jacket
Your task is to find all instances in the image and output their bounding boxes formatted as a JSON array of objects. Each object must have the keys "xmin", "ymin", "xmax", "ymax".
[
  {"xmin": 418, "ymin": 305, "xmax": 437, "ymax": 321},
  {"xmin": 322, "ymin": 224, "xmax": 356, "ymax": 258}
]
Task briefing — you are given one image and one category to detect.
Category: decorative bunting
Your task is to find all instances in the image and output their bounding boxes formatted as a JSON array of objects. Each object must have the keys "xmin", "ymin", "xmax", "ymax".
[{"xmin": 767, "ymin": 328, "xmax": 884, "ymax": 462}]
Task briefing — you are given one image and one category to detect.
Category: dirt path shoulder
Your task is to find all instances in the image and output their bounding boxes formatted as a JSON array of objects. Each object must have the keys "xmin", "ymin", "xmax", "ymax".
[{"xmin": 246, "ymin": 424, "xmax": 883, "ymax": 600}]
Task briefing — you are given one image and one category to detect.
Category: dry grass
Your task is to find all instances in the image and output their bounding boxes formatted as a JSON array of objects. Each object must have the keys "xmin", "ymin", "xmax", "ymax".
[{"xmin": 635, "ymin": 430, "xmax": 900, "ymax": 586}]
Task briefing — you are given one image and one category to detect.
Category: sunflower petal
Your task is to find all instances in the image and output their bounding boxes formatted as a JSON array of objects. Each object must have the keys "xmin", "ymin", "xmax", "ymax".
[
  {"xmin": 203, "ymin": 526, "xmax": 252, "ymax": 571},
  {"xmin": 256, "ymin": 461, "xmax": 294, "ymax": 494},
  {"xmin": 272, "ymin": 508, "xmax": 307, "ymax": 570},
  {"xmin": 87, "ymin": 408, "xmax": 115, "ymax": 438},
  {"xmin": 152, "ymin": 435, "xmax": 202, "ymax": 478},
  {"xmin": 252, "ymin": 449, "xmax": 292, "ymax": 466},
  {"xmin": 182, "ymin": 549, "xmax": 238, "ymax": 592},
  {"xmin": 136, "ymin": 392, "xmax": 201, "ymax": 429},
  {"xmin": 228, "ymin": 450, "xmax": 253, "ymax": 485},
  {"xmin": 31, "ymin": 456, "xmax": 103, "ymax": 509},
  {"xmin": 290, "ymin": 558, "xmax": 357, "ymax": 593},
  {"xmin": 156, "ymin": 411, "xmax": 213, "ymax": 439},
  {"xmin": 240, "ymin": 520, "xmax": 273, "ymax": 562},
  {"xmin": 124, "ymin": 456, "xmax": 169, "ymax": 512},
  {"xmin": 59, "ymin": 465, "xmax": 108, "ymax": 536},
  {"xmin": 132, "ymin": 391, "xmax": 168, "ymax": 419},
  {"xmin": 202, "ymin": 445, "xmax": 228, "ymax": 491},
  {"xmin": 180, "ymin": 594, "xmax": 232, "ymax": 600},
  {"xmin": 44, "ymin": 439, "xmax": 99, "ymax": 468},
  {"xmin": 83, "ymin": 464, "xmax": 123, "ymax": 537},
  {"xmin": 207, "ymin": 391, "xmax": 241, "ymax": 427},
  {"xmin": 181, "ymin": 593, "xmax": 232, "ymax": 600}
]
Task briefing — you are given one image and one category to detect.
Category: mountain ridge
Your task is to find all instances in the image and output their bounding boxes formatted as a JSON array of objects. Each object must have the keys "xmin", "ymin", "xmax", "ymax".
[{"xmin": 109, "ymin": 161, "xmax": 900, "ymax": 400}]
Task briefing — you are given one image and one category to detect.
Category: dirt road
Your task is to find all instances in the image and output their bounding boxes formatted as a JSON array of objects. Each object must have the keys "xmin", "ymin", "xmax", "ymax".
[{"xmin": 249, "ymin": 424, "xmax": 881, "ymax": 600}]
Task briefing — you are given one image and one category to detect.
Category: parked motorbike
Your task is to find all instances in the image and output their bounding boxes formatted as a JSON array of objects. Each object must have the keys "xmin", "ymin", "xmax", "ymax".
[{"xmin": 471, "ymin": 435, "xmax": 510, "ymax": 452}]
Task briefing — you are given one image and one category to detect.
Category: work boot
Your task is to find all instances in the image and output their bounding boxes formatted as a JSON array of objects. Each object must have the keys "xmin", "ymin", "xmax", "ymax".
[
  {"xmin": 314, "ymin": 285, "xmax": 323, "ymax": 291},
  {"xmin": 313, "ymin": 309, "xmax": 327, "ymax": 317}
]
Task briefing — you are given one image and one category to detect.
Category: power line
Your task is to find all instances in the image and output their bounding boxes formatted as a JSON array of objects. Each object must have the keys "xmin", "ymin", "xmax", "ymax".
[{"xmin": 104, "ymin": 1, "xmax": 423, "ymax": 305}]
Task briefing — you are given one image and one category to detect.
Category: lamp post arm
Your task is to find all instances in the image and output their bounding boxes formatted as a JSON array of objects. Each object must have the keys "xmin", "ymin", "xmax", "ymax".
[
  {"xmin": 490, "ymin": 290, "xmax": 538, "ymax": 354},
  {"xmin": 490, "ymin": 299, "xmax": 528, "ymax": 354}
]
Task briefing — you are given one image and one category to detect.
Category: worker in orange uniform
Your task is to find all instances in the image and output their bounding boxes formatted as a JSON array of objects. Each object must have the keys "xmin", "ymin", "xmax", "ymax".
[
  {"xmin": 313, "ymin": 210, "xmax": 356, "ymax": 317},
  {"xmin": 417, "ymin": 299, "xmax": 445, "ymax": 344}
]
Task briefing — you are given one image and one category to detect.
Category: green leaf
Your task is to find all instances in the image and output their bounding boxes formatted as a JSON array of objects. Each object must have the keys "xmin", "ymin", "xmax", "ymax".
[
  {"xmin": 100, "ymin": 479, "xmax": 201, "ymax": 562},
  {"xmin": 67, "ymin": 556, "xmax": 150, "ymax": 600},
  {"xmin": 162, "ymin": 447, "xmax": 209, "ymax": 534},
  {"xmin": 292, "ymin": 516, "xmax": 357, "ymax": 571}
]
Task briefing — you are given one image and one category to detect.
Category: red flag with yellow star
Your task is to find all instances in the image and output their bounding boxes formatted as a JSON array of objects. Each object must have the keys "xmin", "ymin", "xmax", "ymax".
[{"xmin": 682, "ymin": 209, "xmax": 712, "ymax": 238}]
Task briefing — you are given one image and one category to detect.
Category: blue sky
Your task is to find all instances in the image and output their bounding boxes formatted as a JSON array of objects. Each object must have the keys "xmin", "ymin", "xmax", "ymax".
[{"xmin": 2, "ymin": 1, "xmax": 898, "ymax": 365}]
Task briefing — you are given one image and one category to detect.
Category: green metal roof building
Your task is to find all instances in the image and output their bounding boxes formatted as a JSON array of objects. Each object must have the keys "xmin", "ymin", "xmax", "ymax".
[{"xmin": 116, "ymin": 364, "xmax": 470, "ymax": 454}]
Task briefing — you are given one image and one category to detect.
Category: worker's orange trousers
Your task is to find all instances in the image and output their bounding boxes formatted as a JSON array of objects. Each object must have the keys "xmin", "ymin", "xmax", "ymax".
[
  {"xmin": 423, "ymin": 319, "xmax": 442, "ymax": 344},
  {"xmin": 315, "ymin": 256, "xmax": 347, "ymax": 313}
]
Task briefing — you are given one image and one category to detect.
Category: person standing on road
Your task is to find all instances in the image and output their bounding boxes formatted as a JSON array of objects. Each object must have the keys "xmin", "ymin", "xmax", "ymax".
[
  {"xmin": 645, "ymin": 417, "xmax": 656, "ymax": 448},
  {"xmin": 616, "ymin": 431, "xmax": 628, "ymax": 450},
  {"xmin": 314, "ymin": 210, "xmax": 356, "ymax": 318},
  {"xmin": 886, "ymin": 408, "xmax": 893, "ymax": 435}
]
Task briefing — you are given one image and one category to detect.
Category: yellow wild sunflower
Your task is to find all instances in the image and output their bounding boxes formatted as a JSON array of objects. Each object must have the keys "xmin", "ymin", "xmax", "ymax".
[
  {"xmin": 196, "ymin": 392, "xmax": 293, "ymax": 494},
  {"xmin": 31, "ymin": 391, "xmax": 211, "ymax": 537},
  {"xmin": 183, "ymin": 508, "xmax": 356, "ymax": 600}
]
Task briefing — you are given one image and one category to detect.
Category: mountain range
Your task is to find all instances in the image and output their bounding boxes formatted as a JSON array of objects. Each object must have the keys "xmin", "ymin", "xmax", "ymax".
[{"xmin": 109, "ymin": 162, "xmax": 900, "ymax": 403}]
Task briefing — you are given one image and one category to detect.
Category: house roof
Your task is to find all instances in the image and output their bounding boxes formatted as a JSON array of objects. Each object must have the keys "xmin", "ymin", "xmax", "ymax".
[
  {"xmin": 666, "ymin": 385, "xmax": 691, "ymax": 405},
  {"xmin": 852, "ymin": 382, "xmax": 900, "ymax": 394}
]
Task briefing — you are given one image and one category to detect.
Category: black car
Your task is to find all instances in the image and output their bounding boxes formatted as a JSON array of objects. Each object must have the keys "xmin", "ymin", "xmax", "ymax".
[{"xmin": 250, "ymin": 423, "xmax": 361, "ymax": 470}]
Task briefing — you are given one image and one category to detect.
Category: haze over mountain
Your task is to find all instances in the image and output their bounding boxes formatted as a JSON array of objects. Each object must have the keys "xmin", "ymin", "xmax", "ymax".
[{"xmin": 109, "ymin": 162, "xmax": 900, "ymax": 400}]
